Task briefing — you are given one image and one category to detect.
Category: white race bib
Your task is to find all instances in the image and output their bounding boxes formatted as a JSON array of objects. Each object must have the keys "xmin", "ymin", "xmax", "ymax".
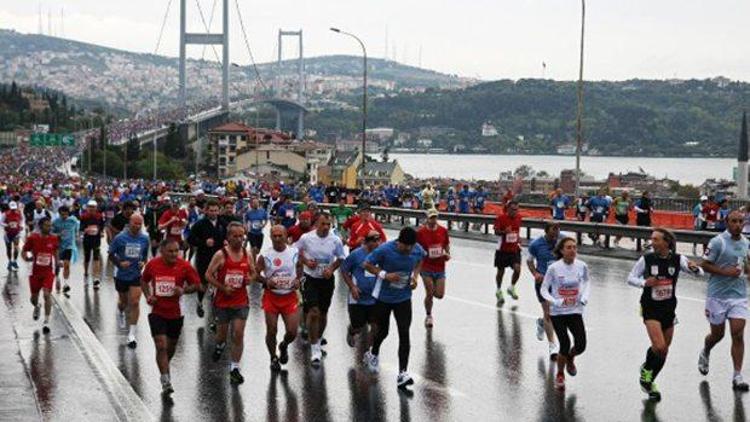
[
  {"xmin": 394, "ymin": 272, "xmax": 411, "ymax": 289},
  {"xmin": 556, "ymin": 201, "xmax": 564, "ymax": 208},
  {"xmin": 170, "ymin": 226, "xmax": 182, "ymax": 235},
  {"xmin": 125, "ymin": 244, "xmax": 141, "ymax": 259},
  {"xmin": 596, "ymin": 206, "xmax": 604, "ymax": 213},
  {"xmin": 154, "ymin": 277, "xmax": 176, "ymax": 297},
  {"xmin": 8, "ymin": 221, "xmax": 17, "ymax": 229},
  {"xmin": 505, "ymin": 232, "xmax": 518, "ymax": 243},
  {"xmin": 285, "ymin": 210, "xmax": 294, "ymax": 218},
  {"xmin": 651, "ymin": 278, "xmax": 674, "ymax": 301},
  {"xmin": 559, "ymin": 286, "xmax": 579, "ymax": 307},
  {"xmin": 36, "ymin": 253, "xmax": 52, "ymax": 267},
  {"xmin": 251, "ymin": 221, "xmax": 262, "ymax": 230},
  {"xmin": 428, "ymin": 246, "xmax": 443, "ymax": 259},
  {"xmin": 272, "ymin": 275, "xmax": 294, "ymax": 290},
  {"xmin": 225, "ymin": 271, "xmax": 245, "ymax": 289},
  {"xmin": 85, "ymin": 225, "xmax": 99, "ymax": 236}
]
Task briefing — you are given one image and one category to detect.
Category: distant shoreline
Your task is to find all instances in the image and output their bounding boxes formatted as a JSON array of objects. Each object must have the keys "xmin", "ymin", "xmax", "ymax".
[{"xmin": 382, "ymin": 152, "xmax": 736, "ymax": 160}]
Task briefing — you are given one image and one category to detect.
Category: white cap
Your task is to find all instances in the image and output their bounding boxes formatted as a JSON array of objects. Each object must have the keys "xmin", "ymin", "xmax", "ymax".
[
  {"xmin": 700, "ymin": 195, "xmax": 708, "ymax": 201},
  {"xmin": 87, "ymin": 200, "xmax": 98, "ymax": 207},
  {"xmin": 8, "ymin": 201, "xmax": 17, "ymax": 210}
]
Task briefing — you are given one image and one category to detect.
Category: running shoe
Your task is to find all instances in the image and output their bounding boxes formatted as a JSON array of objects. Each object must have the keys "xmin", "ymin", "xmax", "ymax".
[
  {"xmin": 321, "ymin": 338, "xmax": 328, "ymax": 346},
  {"xmin": 117, "ymin": 311, "xmax": 126, "ymax": 330},
  {"xmin": 12, "ymin": 261, "xmax": 18, "ymax": 270},
  {"xmin": 55, "ymin": 279, "xmax": 61, "ymax": 293},
  {"xmin": 507, "ymin": 285, "xmax": 519, "ymax": 300},
  {"xmin": 7, "ymin": 262, "xmax": 12, "ymax": 271},
  {"xmin": 161, "ymin": 382, "xmax": 174, "ymax": 396},
  {"xmin": 63, "ymin": 284, "xmax": 71, "ymax": 297},
  {"xmin": 425, "ymin": 315, "xmax": 434, "ymax": 328},
  {"xmin": 495, "ymin": 289, "xmax": 505, "ymax": 304},
  {"xmin": 549, "ymin": 343, "xmax": 559, "ymax": 361},
  {"xmin": 209, "ymin": 322, "xmax": 217, "ymax": 333},
  {"xmin": 733, "ymin": 376, "xmax": 750, "ymax": 392},
  {"xmin": 278, "ymin": 341, "xmax": 289, "ymax": 365},
  {"xmin": 212, "ymin": 344, "xmax": 225, "ymax": 362},
  {"xmin": 536, "ymin": 318, "xmax": 545, "ymax": 341},
  {"xmin": 270, "ymin": 356, "xmax": 281, "ymax": 372},
  {"xmin": 42, "ymin": 324, "xmax": 50, "ymax": 335},
  {"xmin": 648, "ymin": 383, "xmax": 661, "ymax": 402},
  {"xmin": 698, "ymin": 349, "xmax": 709, "ymax": 375},
  {"xmin": 346, "ymin": 326, "xmax": 355, "ymax": 348},
  {"xmin": 32, "ymin": 305, "xmax": 40, "ymax": 321},
  {"xmin": 127, "ymin": 334, "xmax": 137, "ymax": 349},
  {"xmin": 566, "ymin": 357, "xmax": 577, "ymax": 376},
  {"xmin": 196, "ymin": 303, "xmax": 205, "ymax": 318},
  {"xmin": 311, "ymin": 345, "xmax": 322, "ymax": 367},
  {"xmin": 397, "ymin": 371, "xmax": 414, "ymax": 389},
  {"xmin": 230, "ymin": 368, "xmax": 244, "ymax": 385},
  {"xmin": 555, "ymin": 373, "xmax": 565, "ymax": 390},
  {"xmin": 363, "ymin": 350, "xmax": 379, "ymax": 373},
  {"xmin": 93, "ymin": 279, "xmax": 100, "ymax": 290}
]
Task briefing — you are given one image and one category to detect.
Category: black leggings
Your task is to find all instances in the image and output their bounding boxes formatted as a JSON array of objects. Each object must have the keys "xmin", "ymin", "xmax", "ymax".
[
  {"xmin": 371, "ymin": 299, "xmax": 412, "ymax": 372},
  {"xmin": 551, "ymin": 314, "xmax": 587, "ymax": 357}
]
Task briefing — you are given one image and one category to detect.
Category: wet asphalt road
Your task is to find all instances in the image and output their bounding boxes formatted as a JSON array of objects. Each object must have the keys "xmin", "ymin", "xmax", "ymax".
[{"xmin": 3, "ymin": 228, "xmax": 750, "ymax": 421}]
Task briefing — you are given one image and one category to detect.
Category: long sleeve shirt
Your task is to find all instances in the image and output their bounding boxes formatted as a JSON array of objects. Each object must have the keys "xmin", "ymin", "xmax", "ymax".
[{"xmin": 540, "ymin": 259, "xmax": 591, "ymax": 316}]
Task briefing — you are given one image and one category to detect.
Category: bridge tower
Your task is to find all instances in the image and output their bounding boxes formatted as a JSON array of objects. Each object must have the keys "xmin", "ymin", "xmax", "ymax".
[
  {"xmin": 275, "ymin": 29, "xmax": 305, "ymax": 138},
  {"xmin": 179, "ymin": 0, "xmax": 230, "ymax": 112}
]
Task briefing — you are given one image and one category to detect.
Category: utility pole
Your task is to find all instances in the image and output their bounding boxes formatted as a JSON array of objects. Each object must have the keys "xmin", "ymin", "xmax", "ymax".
[{"xmin": 574, "ymin": 0, "xmax": 586, "ymax": 197}]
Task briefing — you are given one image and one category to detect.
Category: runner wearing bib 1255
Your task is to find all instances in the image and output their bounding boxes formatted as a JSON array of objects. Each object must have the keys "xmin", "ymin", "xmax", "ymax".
[
  {"xmin": 540, "ymin": 238, "xmax": 590, "ymax": 391},
  {"xmin": 141, "ymin": 238, "xmax": 202, "ymax": 397},
  {"xmin": 627, "ymin": 228, "xmax": 703, "ymax": 401},
  {"xmin": 22, "ymin": 217, "xmax": 58, "ymax": 335},
  {"xmin": 493, "ymin": 200, "xmax": 522, "ymax": 303},
  {"xmin": 205, "ymin": 222, "xmax": 256, "ymax": 385},
  {"xmin": 416, "ymin": 209, "xmax": 450, "ymax": 329},
  {"xmin": 256, "ymin": 225, "xmax": 303, "ymax": 372}
]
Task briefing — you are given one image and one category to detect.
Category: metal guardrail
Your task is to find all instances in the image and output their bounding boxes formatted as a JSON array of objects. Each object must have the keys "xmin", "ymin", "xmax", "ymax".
[{"xmin": 166, "ymin": 192, "xmax": 718, "ymax": 252}]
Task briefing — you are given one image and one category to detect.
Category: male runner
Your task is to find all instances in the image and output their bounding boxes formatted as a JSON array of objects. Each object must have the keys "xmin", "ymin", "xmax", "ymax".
[
  {"xmin": 1, "ymin": 201, "xmax": 24, "ymax": 271},
  {"xmin": 22, "ymin": 217, "xmax": 59, "ymax": 334},
  {"xmin": 416, "ymin": 209, "xmax": 450, "ymax": 328},
  {"xmin": 80, "ymin": 200, "xmax": 105, "ymax": 289},
  {"xmin": 340, "ymin": 230, "xmax": 381, "ymax": 347},
  {"xmin": 187, "ymin": 199, "xmax": 225, "ymax": 318},
  {"xmin": 51, "ymin": 206, "xmax": 79, "ymax": 296},
  {"xmin": 527, "ymin": 221, "xmax": 562, "ymax": 359},
  {"xmin": 493, "ymin": 200, "xmax": 522, "ymax": 303}
]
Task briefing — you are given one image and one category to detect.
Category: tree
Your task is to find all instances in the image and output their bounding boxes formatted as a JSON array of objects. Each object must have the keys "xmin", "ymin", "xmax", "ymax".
[{"xmin": 514, "ymin": 164, "xmax": 534, "ymax": 178}]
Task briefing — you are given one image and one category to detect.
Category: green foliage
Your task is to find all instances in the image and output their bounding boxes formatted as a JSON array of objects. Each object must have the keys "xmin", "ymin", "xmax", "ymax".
[{"xmin": 0, "ymin": 81, "xmax": 84, "ymax": 132}]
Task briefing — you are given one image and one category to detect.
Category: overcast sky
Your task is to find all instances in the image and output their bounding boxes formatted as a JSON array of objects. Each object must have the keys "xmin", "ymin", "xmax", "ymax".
[{"xmin": 2, "ymin": 0, "xmax": 749, "ymax": 81}]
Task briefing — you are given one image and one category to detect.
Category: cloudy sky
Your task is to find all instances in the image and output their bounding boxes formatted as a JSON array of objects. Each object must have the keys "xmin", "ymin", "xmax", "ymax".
[{"xmin": 2, "ymin": 0, "xmax": 749, "ymax": 81}]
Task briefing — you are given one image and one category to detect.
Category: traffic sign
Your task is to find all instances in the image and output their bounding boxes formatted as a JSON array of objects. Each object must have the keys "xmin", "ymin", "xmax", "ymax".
[{"xmin": 29, "ymin": 133, "xmax": 75, "ymax": 147}]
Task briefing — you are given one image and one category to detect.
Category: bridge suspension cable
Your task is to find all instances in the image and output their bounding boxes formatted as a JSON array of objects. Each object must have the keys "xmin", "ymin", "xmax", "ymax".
[{"xmin": 233, "ymin": 0, "xmax": 269, "ymax": 93}]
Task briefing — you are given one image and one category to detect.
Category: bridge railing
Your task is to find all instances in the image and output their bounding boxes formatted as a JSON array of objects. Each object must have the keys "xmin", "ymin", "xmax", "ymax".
[{"xmin": 166, "ymin": 192, "xmax": 717, "ymax": 253}]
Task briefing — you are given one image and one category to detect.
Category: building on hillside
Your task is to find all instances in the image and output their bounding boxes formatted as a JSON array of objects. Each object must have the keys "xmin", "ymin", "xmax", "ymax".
[
  {"xmin": 482, "ymin": 122, "xmax": 498, "ymax": 137},
  {"xmin": 359, "ymin": 160, "xmax": 405, "ymax": 187},
  {"xmin": 320, "ymin": 150, "xmax": 363, "ymax": 189},
  {"xmin": 366, "ymin": 127, "xmax": 395, "ymax": 141}
]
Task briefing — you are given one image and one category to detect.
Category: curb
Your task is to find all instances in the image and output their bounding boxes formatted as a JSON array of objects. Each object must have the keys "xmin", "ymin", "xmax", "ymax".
[{"xmin": 53, "ymin": 295, "xmax": 154, "ymax": 422}]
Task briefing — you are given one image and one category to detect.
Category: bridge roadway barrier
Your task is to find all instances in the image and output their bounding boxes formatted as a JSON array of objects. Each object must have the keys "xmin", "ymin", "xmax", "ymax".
[{"xmin": 166, "ymin": 192, "xmax": 716, "ymax": 257}]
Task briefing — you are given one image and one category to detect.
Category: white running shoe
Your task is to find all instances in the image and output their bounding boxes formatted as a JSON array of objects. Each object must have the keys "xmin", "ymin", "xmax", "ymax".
[
  {"xmin": 117, "ymin": 311, "xmax": 127, "ymax": 330},
  {"xmin": 311, "ymin": 345, "xmax": 322, "ymax": 367},
  {"xmin": 698, "ymin": 349, "xmax": 709, "ymax": 375},
  {"xmin": 397, "ymin": 371, "xmax": 414, "ymax": 388},
  {"xmin": 363, "ymin": 350, "xmax": 379, "ymax": 373},
  {"xmin": 127, "ymin": 333, "xmax": 137, "ymax": 349},
  {"xmin": 425, "ymin": 315, "xmax": 434, "ymax": 328},
  {"xmin": 536, "ymin": 318, "xmax": 545, "ymax": 341},
  {"xmin": 32, "ymin": 305, "xmax": 40, "ymax": 321},
  {"xmin": 549, "ymin": 342, "xmax": 560, "ymax": 360}
]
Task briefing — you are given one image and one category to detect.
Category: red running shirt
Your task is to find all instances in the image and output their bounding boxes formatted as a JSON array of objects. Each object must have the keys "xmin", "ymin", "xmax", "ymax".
[
  {"xmin": 3, "ymin": 210, "xmax": 23, "ymax": 236},
  {"xmin": 493, "ymin": 212, "xmax": 523, "ymax": 253},
  {"xmin": 417, "ymin": 225, "xmax": 450, "ymax": 272},
  {"xmin": 159, "ymin": 209, "xmax": 188, "ymax": 241},
  {"xmin": 23, "ymin": 233, "xmax": 59, "ymax": 277},
  {"xmin": 142, "ymin": 257, "xmax": 200, "ymax": 319},
  {"xmin": 213, "ymin": 248, "xmax": 252, "ymax": 308}
]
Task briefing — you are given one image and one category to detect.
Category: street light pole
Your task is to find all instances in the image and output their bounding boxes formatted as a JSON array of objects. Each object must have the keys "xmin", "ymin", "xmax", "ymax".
[
  {"xmin": 574, "ymin": 0, "xmax": 586, "ymax": 197},
  {"xmin": 330, "ymin": 27, "xmax": 367, "ymax": 188}
]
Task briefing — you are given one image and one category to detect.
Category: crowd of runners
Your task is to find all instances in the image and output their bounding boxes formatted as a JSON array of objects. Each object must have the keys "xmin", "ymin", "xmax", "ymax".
[{"xmin": 1, "ymin": 159, "xmax": 749, "ymax": 401}]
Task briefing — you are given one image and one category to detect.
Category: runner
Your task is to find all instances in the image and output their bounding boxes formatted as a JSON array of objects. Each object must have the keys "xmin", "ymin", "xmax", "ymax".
[
  {"xmin": 416, "ymin": 209, "xmax": 450, "ymax": 328},
  {"xmin": 1, "ymin": 201, "xmax": 23, "ymax": 271},
  {"xmin": 205, "ymin": 222, "xmax": 256, "ymax": 384},
  {"xmin": 634, "ymin": 191, "xmax": 654, "ymax": 228},
  {"xmin": 363, "ymin": 226, "xmax": 425, "ymax": 389},
  {"xmin": 340, "ymin": 230, "xmax": 382, "ymax": 348},
  {"xmin": 51, "ymin": 206, "xmax": 79, "ymax": 296},
  {"xmin": 30, "ymin": 199, "xmax": 52, "ymax": 231},
  {"xmin": 243, "ymin": 197, "xmax": 268, "ymax": 257},
  {"xmin": 540, "ymin": 237, "xmax": 590, "ymax": 390},
  {"xmin": 613, "ymin": 191, "xmax": 632, "ymax": 247},
  {"xmin": 344, "ymin": 204, "xmax": 387, "ymax": 250},
  {"xmin": 698, "ymin": 210, "xmax": 750, "ymax": 391},
  {"xmin": 526, "ymin": 221, "xmax": 561, "ymax": 360},
  {"xmin": 493, "ymin": 200, "xmax": 522, "ymax": 304},
  {"xmin": 587, "ymin": 190, "xmax": 611, "ymax": 246},
  {"xmin": 109, "ymin": 214, "xmax": 150, "ymax": 348},
  {"xmin": 296, "ymin": 213, "xmax": 346, "ymax": 367},
  {"xmin": 330, "ymin": 197, "xmax": 354, "ymax": 245},
  {"xmin": 627, "ymin": 228, "xmax": 703, "ymax": 401},
  {"xmin": 550, "ymin": 188, "xmax": 570, "ymax": 221},
  {"xmin": 187, "ymin": 199, "xmax": 226, "ymax": 319},
  {"xmin": 288, "ymin": 211, "xmax": 314, "ymax": 245},
  {"xmin": 107, "ymin": 200, "xmax": 136, "ymax": 242},
  {"xmin": 79, "ymin": 200, "xmax": 105, "ymax": 289},
  {"xmin": 22, "ymin": 217, "xmax": 59, "ymax": 334},
  {"xmin": 140, "ymin": 238, "xmax": 201, "ymax": 397},
  {"xmin": 158, "ymin": 198, "xmax": 188, "ymax": 253},
  {"xmin": 421, "ymin": 183, "xmax": 436, "ymax": 210},
  {"xmin": 256, "ymin": 225, "xmax": 303, "ymax": 371}
]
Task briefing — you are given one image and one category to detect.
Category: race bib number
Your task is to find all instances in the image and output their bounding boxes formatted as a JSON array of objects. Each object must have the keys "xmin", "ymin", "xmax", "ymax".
[
  {"xmin": 706, "ymin": 221, "xmax": 716, "ymax": 230},
  {"xmin": 251, "ymin": 221, "xmax": 262, "ymax": 230},
  {"xmin": 557, "ymin": 201, "xmax": 564, "ymax": 208},
  {"xmin": 595, "ymin": 206, "xmax": 604, "ymax": 214},
  {"xmin": 36, "ymin": 253, "xmax": 52, "ymax": 267},
  {"xmin": 559, "ymin": 287, "xmax": 579, "ymax": 307},
  {"xmin": 125, "ymin": 244, "xmax": 141, "ymax": 259},
  {"xmin": 505, "ymin": 232, "xmax": 518, "ymax": 243},
  {"xmin": 394, "ymin": 272, "xmax": 411, "ymax": 289},
  {"xmin": 285, "ymin": 210, "xmax": 294, "ymax": 218},
  {"xmin": 225, "ymin": 271, "xmax": 245, "ymax": 289},
  {"xmin": 170, "ymin": 226, "xmax": 182, "ymax": 235},
  {"xmin": 8, "ymin": 221, "xmax": 17, "ymax": 229},
  {"xmin": 428, "ymin": 246, "xmax": 443, "ymax": 259},
  {"xmin": 106, "ymin": 211, "xmax": 115, "ymax": 219},
  {"xmin": 85, "ymin": 225, "xmax": 99, "ymax": 236},
  {"xmin": 272, "ymin": 275, "xmax": 294, "ymax": 289},
  {"xmin": 154, "ymin": 277, "xmax": 176, "ymax": 297},
  {"xmin": 651, "ymin": 278, "xmax": 674, "ymax": 301},
  {"xmin": 364, "ymin": 269, "xmax": 377, "ymax": 279}
]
